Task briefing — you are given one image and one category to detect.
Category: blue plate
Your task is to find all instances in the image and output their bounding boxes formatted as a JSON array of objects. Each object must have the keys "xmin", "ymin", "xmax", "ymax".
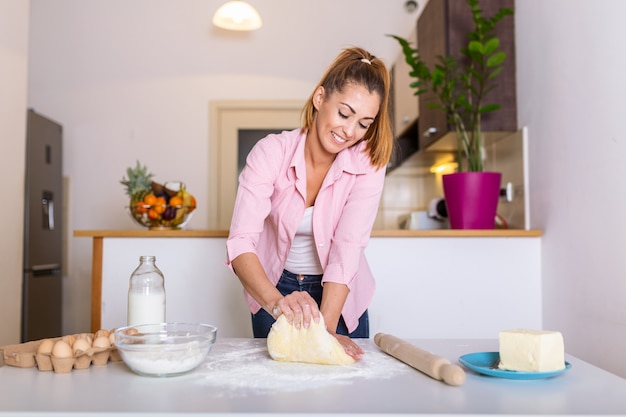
[{"xmin": 458, "ymin": 352, "xmax": 571, "ymax": 380}]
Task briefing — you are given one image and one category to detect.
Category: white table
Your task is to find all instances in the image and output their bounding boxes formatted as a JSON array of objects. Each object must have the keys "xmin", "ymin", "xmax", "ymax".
[{"xmin": 1, "ymin": 338, "xmax": 625, "ymax": 416}]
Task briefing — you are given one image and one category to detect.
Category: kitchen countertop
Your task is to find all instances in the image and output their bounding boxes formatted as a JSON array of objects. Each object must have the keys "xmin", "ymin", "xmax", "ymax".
[
  {"xmin": 1, "ymin": 338, "xmax": 624, "ymax": 416},
  {"xmin": 74, "ymin": 229, "xmax": 542, "ymax": 238}
]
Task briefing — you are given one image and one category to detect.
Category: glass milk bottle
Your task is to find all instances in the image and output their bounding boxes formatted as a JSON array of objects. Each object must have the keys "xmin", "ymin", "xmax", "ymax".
[{"xmin": 127, "ymin": 255, "xmax": 166, "ymax": 326}]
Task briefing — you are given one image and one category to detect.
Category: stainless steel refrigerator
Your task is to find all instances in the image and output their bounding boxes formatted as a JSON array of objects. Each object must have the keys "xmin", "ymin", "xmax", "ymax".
[{"xmin": 22, "ymin": 109, "xmax": 63, "ymax": 342}]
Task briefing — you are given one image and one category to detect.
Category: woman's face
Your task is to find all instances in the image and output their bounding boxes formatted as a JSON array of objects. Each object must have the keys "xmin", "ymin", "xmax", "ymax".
[{"xmin": 312, "ymin": 83, "xmax": 380, "ymax": 155}]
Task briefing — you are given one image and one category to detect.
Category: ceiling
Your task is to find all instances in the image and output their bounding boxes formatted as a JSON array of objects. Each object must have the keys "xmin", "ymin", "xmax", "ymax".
[{"xmin": 205, "ymin": 0, "xmax": 425, "ymax": 81}]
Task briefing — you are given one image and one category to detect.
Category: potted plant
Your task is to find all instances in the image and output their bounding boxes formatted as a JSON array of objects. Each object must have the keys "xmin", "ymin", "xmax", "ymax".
[{"xmin": 389, "ymin": 0, "xmax": 513, "ymax": 229}]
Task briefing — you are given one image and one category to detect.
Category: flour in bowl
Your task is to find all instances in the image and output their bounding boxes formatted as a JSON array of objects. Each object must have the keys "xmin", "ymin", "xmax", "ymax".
[{"xmin": 120, "ymin": 340, "xmax": 208, "ymax": 376}]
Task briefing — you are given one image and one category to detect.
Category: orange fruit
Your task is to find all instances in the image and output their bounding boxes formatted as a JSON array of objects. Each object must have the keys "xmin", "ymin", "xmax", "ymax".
[
  {"xmin": 144, "ymin": 194, "xmax": 157, "ymax": 206},
  {"xmin": 148, "ymin": 208, "xmax": 160, "ymax": 220},
  {"xmin": 169, "ymin": 196, "xmax": 183, "ymax": 207},
  {"xmin": 154, "ymin": 196, "xmax": 166, "ymax": 214},
  {"xmin": 134, "ymin": 202, "xmax": 147, "ymax": 214},
  {"xmin": 188, "ymin": 195, "xmax": 197, "ymax": 213}
]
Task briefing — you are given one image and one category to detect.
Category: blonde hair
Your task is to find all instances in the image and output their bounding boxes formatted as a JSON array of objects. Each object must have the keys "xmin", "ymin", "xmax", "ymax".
[{"xmin": 301, "ymin": 47, "xmax": 393, "ymax": 170}]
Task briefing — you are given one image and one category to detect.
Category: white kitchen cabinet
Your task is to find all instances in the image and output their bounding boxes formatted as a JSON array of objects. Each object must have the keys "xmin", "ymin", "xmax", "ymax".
[
  {"xmin": 367, "ymin": 235, "xmax": 542, "ymax": 338},
  {"xmin": 75, "ymin": 230, "xmax": 542, "ymax": 339}
]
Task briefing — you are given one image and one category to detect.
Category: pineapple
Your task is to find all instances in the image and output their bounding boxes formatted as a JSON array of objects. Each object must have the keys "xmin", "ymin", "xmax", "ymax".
[{"xmin": 120, "ymin": 161, "xmax": 154, "ymax": 204}]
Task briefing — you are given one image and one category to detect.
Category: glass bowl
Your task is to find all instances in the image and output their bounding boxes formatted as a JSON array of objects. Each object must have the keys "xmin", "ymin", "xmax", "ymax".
[
  {"xmin": 127, "ymin": 204, "xmax": 194, "ymax": 230},
  {"xmin": 113, "ymin": 323, "xmax": 217, "ymax": 377}
]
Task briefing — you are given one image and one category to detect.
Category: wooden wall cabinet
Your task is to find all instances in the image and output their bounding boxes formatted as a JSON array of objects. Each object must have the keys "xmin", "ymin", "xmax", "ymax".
[{"xmin": 417, "ymin": 0, "xmax": 517, "ymax": 151}]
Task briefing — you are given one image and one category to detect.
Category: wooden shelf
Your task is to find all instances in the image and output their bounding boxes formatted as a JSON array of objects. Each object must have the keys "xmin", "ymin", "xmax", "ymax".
[
  {"xmin": 73, "ymin": 229, "xmax": 230, "ymax": 238},
  {"xmin": 74, "ymin": 229, "xmax": 541, "ymax": 239},
  {"xmin": 371, "ymin": 229, "xmax": 541, "ymax": 237}
]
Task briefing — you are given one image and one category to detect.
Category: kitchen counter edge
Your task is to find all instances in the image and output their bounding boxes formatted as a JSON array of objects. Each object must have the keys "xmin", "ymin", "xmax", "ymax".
[{"xmin": 73, "ymin": 229, "xmax": 542, "ymax": 238}]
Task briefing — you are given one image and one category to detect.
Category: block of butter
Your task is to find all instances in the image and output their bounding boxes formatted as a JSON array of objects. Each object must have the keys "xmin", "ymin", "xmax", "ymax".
[{"xmin": 498, "ymin": 329, "xmax": 565, "ymax": 372}]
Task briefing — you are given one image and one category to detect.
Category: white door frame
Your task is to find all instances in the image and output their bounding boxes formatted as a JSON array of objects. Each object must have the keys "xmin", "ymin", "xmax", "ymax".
[{"xmin": 208, "ymin": 100, "xmax": 304, "ymax": 229}]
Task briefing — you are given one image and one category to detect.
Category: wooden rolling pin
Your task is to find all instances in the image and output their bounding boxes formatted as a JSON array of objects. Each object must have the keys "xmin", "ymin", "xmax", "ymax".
[{"xmin": 374, "ymin": 333, "xmax": 466, "ymax": 386}]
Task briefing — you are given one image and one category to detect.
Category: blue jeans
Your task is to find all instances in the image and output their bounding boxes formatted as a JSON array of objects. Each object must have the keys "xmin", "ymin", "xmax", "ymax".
[{"xmin": 251, "ymin": 269, "xmax": 369, "ymax": 338}]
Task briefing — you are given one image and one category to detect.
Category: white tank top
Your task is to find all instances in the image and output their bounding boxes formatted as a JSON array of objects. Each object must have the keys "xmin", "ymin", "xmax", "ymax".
[{"xmin": 284, "ymin": 206, "xmax": 323, "ymax": 275}]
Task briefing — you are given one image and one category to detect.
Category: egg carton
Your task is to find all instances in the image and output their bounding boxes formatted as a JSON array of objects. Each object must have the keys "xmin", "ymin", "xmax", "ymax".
[{"xmin": 0, "ymin": 332, "xmax": 122, "ymax": 374}]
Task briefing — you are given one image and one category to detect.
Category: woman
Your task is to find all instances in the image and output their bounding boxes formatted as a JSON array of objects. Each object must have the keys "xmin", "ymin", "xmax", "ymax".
[{"xmin": 226, "ymin": 47, "xmax": 393, "ymax": 360}]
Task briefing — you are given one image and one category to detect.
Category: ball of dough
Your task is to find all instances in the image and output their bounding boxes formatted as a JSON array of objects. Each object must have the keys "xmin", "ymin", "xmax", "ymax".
[{"xmin": 267, "ymin": 314, "xmax": 355, "ymax": 365}]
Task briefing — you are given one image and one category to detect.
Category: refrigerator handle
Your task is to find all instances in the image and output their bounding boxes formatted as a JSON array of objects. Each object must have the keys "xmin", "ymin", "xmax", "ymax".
[
  {"xmin": 42, "ymin": 191, "xmax": 54, "ymax": 230},
  {"xmin": 31, "ymin": 264, "xmax": 61, "ymax": 275}
]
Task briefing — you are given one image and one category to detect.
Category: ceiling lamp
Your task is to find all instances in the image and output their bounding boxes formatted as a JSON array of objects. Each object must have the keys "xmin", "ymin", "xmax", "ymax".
[{"xmin": 213, "ymin": 1, "xmax": 262, "ymax": 31}]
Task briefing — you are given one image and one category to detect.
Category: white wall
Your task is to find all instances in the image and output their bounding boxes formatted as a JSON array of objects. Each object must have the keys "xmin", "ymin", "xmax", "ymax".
[
  {"xmin": 26, "ymin": 1, "xmax": 418, "ymax": 339},
  {"xmin": 0, "ymin": 0, "xmax": 29, "ymax": 345},
  {"xmin": 517, "ymin": 0, "xmax": 626, "ymax": 378}
]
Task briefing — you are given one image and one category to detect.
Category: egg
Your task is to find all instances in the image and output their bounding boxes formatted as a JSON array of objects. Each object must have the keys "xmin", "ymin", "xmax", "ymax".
[
  {"xmin": 94, "ymin": 329, "xmax": 109, "ymax": 339},
  {"xmin": 124, "ymin": 327, "xmax": 139, "ymax": 336},
  {"xmin": 92, "ymin": 336, "xmax": 111, "ymax": 349},
  {"xmin": 108, "ymin": 329, "xmax": 117, "ymax": 345},
  {"xmin": 76, "ymin": 333, "xmax": 93, "ymax": 345},
  {"xmin": 62, "ymin": 335, "xmax": 75, "ymax": 347},
  {"xmin": 52, "ymin": 340, "xmax": 73, "ymax": 358},
  {"xmin": 72, "ymin": 338, "xmax": 91, "ymax": 354},
  {"xmin": 36, "ymin": 339, "xmax": 54, "ymax": 355}
]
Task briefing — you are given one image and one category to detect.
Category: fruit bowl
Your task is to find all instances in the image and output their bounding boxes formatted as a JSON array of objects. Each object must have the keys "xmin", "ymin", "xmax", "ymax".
[
  {"xmin": 113, "ymin": 323, "xmax": 217, "ymax": 377},
  {"xmin": 125, "ymin": 179, "xmax": 196, "ymax": 230},
  {"xmin": 121, "ymin": 163, "xmax": 197, "ymax": 230},
  {"xmin": 128, "ymin": 203, "xmax": 194, "ymax": 230}
]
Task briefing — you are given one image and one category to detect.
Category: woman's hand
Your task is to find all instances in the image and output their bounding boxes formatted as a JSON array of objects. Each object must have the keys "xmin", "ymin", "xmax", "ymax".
[
  {"xmin": 329, "ymin": 331, "xmax": 364, "ymax": 361},
  {"xmin": 272, "ymin": 292, "xmax": 321, "ymax": 329}
]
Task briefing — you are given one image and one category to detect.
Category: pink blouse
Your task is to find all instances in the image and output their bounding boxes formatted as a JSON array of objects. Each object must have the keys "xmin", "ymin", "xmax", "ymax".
[{"xmin": 225, "ymin": 129, "xmax": 386, "ymax": 332}]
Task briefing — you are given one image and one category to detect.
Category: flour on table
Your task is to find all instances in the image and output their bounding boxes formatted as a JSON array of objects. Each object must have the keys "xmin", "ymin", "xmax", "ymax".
[
  {"xmin": 192, "ymin": 339, "xmax": 410, "ymax": 396},
  {"xmin": 267, "ymin": 314, "xmax": 354, "ymax": 365}
]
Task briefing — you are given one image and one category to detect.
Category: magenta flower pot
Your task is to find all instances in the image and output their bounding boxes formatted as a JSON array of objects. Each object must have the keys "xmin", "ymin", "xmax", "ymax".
[{"xmin": 442, "ymin": 172, "xmax": 502, "ymax": 229}]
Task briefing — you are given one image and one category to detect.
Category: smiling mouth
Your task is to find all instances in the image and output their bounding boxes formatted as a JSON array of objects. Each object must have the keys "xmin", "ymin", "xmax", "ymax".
[{"xmin": 331, "ymin": 131, "xmax": 347, "ymax": 144}]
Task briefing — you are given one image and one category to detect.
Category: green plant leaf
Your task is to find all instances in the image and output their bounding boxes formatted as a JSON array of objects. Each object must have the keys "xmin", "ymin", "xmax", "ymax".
[
  {"xmin": 487, "ymin": 52, "xmax": 506, "ymax": 67},
  {"xmin": 386, "ymin": 34, "xmax": 419, "ymax": 69},
  {"xmin": 487, "ymin": 66, "xmax": 504, "ymax": 80},
  {"xmin": 427, "ymin": 103, "xmax": 443, "ymax": 110},
  {"xmin": 484, "ymin": 38, "xmax": 500, "ymax": 55},
  {"xmin": 479, "ymin": 103, "xmax": 501, "ymax": 113},
  {"xmin": 431, "ymin": 66, "xmax": 445, "ymax": 87},
  {"xmin": 468, "ymin": 40, "xmax": 485, "ymax": 55},
  {"xmin": 492, "ymin": 8, "xmax": 514, "ymax": 23}
]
